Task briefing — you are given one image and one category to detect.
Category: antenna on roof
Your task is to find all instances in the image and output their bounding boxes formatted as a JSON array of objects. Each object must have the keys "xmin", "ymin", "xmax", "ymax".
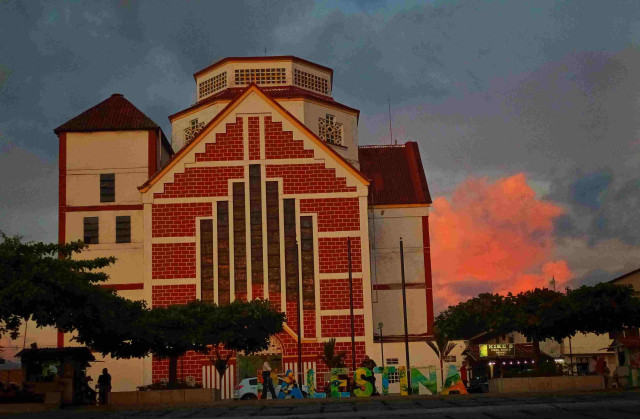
[
  {"xmin": 387, "ymin": 95, "xmax": 394, "ymax": 145},
  {"xmin": 264, "ymin": 46, "xmax": 268, "ymax": 56}
]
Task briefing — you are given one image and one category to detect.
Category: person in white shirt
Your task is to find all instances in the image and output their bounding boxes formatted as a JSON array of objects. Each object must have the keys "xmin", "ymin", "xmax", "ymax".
[{"xmin": 261, "ymin": 360, "xmax": 277, "ymax": 399}]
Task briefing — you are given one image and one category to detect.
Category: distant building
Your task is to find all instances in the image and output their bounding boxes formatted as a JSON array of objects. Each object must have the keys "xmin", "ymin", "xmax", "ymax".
[{"xmin": 51, "ymin": 56, "xmax": 436, "ymax": 393}]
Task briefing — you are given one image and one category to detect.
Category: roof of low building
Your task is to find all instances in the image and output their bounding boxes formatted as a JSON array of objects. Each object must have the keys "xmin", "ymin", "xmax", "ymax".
[
  {"xmin": 54, "ymin": 94, "xmax": 160, "ymax": 134},
  {"xmin": 15, "ymin": 347, "xmax": 95, "ymax": 362},
  {"xmin": 358, "ymin": 142, "xmax": 432, "ymax": 206}
]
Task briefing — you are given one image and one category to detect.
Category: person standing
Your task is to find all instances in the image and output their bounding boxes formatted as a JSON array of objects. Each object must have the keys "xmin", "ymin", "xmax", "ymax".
[
  {"xmin": 460, "ymin": 362, "xmax": 469, "ymax": 388},
  {"xmin": 588, "ymin": 356, "xmax": 597, "ymax": 375},
  {"xmin": 97, "ymin": 368, "xmax": 111, "ymax": 405},
  {"xmin": 261, "ymin": 360, "xmax": 277, "ymax": 400}
]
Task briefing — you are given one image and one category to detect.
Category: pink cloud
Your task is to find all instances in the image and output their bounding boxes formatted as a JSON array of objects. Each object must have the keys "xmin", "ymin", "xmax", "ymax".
[{"xmin": 430, "ymin": 173, "xmax": 572, "ymax": 311}]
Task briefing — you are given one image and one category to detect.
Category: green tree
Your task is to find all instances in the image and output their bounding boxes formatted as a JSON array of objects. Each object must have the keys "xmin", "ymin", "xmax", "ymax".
[
  {"xmin": 320, "ymin": 338, "xmax": 347, "ymax": 369},
  {"xmin": 0, "ymin": 234, "xmax": 286, "ymax": 387},
  {"xmin": 139, "ymin": 299, "xmax": 285, "ymax": 387},
  {"xmin": 425, "ymin": 326, "xmax": 456, "ymax": 391},
  {"xmin": 437, "ymin": 284, "xmax": 640, "ymax": 368}
]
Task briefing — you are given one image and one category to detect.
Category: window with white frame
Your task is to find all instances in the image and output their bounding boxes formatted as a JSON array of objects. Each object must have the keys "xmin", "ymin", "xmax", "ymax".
[
  {"xmin": 184, "ymin": 118, "xmax": 205, "ymax": 145},
  {"xmin": 318, "ymin": 114, "xmax": 343, "ymax": 146},
  {"xmin": 386, "ymin": 358, "xmax": 400, "ymax": 383}
]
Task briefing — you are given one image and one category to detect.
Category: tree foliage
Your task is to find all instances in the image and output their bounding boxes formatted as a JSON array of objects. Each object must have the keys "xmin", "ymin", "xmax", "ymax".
[
  {"xmin": 425, "ymin": 326, "xmax": 456, "ymax": 389},
  {"xmin": 0, "ymin": 234, "xmax": 286, "ymax": 386},
  {"xmin": 436, "ymin": 283, "xmax": 640, "ymax": 345},
  {"xmin": 320, "ymin": 338, "xmax": 346, "ymax": 369}
]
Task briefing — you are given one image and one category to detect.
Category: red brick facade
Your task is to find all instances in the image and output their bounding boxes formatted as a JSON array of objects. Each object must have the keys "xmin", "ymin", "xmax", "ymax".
[
  {"xmin": 300, "ymin": 198, "xmax": 360, "ymax": 232},
  {"xmin": 152, "ymin": 203, "xmax": 212, "ymax": 238},
  {"xmin": 148, "ymin": 109, "xmax": 367, "ymax": 385},
  {"xmin": 152, "ymin": 243, "xmax": 196, "ymax": 279},
  {"xmin": 319, "ymin": 278, "xmax": 364, "ymax": 310},
  {"xmin": 152, "ymin": 284, "xmax": 197, "ymax": 308}
]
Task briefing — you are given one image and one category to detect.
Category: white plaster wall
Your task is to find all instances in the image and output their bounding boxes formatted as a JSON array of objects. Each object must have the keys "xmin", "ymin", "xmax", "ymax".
[
  {"xmin": 278, "ymin": 100, "xmax": 305, "ymax": 121},
  {"xmin": 302, "ymin": 101, "xmax": 359, "ymax": 164},
  {"xmin": 561, "ymin": 333, "xmax": 613, "ymax": 355},
  {"xmin": 66, "ymin": 170, "xmax": 147, "ymax": 206},
  {"xmin": 66, "ymin": 132, "xmax": 148, "ymax": 171},
  {"xmin": 369, "ymin": 207, "xmax": 428, "ymax": 286},
  {"xmin": 170, "ymin": 102, "xmax": 229, "ymax": 152},
  {"xmin": 373, "ymin": 289, "xmax": 429, "ymax": 336}
]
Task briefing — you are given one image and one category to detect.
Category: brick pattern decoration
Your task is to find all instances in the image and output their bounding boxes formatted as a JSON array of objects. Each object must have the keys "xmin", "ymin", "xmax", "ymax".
[
  {"xmin": 248, "ymin": 116, "xmax": 260, "ymax": 160},
  {"xmin": 321, "ymin": 314, "xmax": 365, "ymax": 337},
  {"xmin": 285, "ymin": 300, "xmax": 300, "ymax": 335},
  {"xmin": 319, "ymin": 278, "xmax": 364, "ymax": 310},
  {"xmin": 318, "ymin": 237, "xmax": 362, "ymax": 274},
  {"xmin": 268, "ymin": 292, "xmax": 282, "ymax": 312},
  {"xmin": 194, "ymin": 117, "xmax": 244, "ymax": 162},
  {"xmin": 153, "ymin": 166, "xmax": 244, "ymax": 199},
  {"xmin": 152, "ymin": 351, "xmax": 210, "ymax": 384},
  {"xmin": 252, "ymin": 284, "xmax": 264, "ymax": 300},
  {"xmin": 152, "ymin": 243, "xmax": 196, "ymax": 279},
  {"xmin": 266, "ymin": 164, "xmax": 356, "ymax": 195},
  {"xmin": 264, "ymin": 116, "xmax": 314, "ymax": 159},
  {"xmin": 300, "ymin": 198, "xmax": 360, "ymax": 232},
  {"xmin": 152, "ymin": 203, "xmax": 212, "ymax": 238},
  {"xmin": 152, "ymin": 284, "xmax": 196, "ymax": 308},
  {"xmin": 303, "ymin": 309, "xmax": 316, "ymax": 338}
]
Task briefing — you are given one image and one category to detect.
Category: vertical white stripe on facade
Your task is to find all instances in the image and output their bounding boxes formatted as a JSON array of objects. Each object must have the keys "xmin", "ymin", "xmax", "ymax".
[{"xmin": 295, "ymin": 199, "xmax": 303, "ymax": 338}]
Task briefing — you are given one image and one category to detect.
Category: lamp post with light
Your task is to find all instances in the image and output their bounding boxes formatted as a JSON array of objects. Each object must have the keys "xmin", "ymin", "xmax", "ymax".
[{"xmin": 378, "ymin": 322, "xmax": 385, "ymax": 369}]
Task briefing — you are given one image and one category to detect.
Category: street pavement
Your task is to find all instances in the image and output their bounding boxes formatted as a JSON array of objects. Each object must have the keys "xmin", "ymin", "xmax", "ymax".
[{"xmin": 7, "ymin": 390, "xmax": 640, "ymax": 418}]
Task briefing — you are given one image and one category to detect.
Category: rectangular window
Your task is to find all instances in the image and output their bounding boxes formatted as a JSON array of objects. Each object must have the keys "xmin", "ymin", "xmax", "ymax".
[
  {"xmin": 266, "ymin": 181, "xmax": 281, "ymax": 293},
  {"xmin": 83, "ymin": 217, "xmax": 99, "ymax": 244},
  {"xmin": 283, "ymin": 199, "xmax": 298, "ymax": 301},
  {"xmin": 386, "ymin": 358, "xmax": 399, "ymax": 365},
  {"xmin": 233, "ymin": 183, "xmax": 247, "ymax": 298},
  {"xmin": 217, "ymin": 202, "xmax": 230, "ymax": 305},
  {"xmin": 115, "ymin": 216, "xmax": 131, "ymax": 243},
  {"xmin": 318, "ymin": 115, "xmax": 343, "ymax": 146},
  {"xmin": 200, "ymin": 219, "xmax": 214, "ymax": 302},
  {"xmin": 300, "ymin": 216, "xmax": 315, "ymax": 310},
  {"xmin": 249, "ymin": 165, "xmax": 263, "ymax": 292},
  {"xmin": 100, "ymin": 174, "xmax": 115, "ymax": 202}
]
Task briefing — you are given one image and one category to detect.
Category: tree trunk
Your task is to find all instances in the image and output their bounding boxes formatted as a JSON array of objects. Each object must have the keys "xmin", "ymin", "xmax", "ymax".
[
  {"xmin": 169, "ymin": 355, "xmax": 179, "ymax": 388},
  {"xmin": 440, "ymin": 357, "xmax": 444, "ymax": 392},
  {"xmin": 533, "ymin": 339, "xmax": 541, "ymax": 370}
]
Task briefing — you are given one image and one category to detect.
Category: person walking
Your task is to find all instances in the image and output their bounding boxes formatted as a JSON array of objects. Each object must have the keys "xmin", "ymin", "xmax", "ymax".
[
  {"xmin": 97, "ymin": 368, "xmax": 111, "ymax": 405},
  {"xmin": 261, "ymin": 360, "xmax": 277, "ymax": 400},
  {"xmin": 460, "ymin": 362, "xmax": 469, "ymax": 389}
]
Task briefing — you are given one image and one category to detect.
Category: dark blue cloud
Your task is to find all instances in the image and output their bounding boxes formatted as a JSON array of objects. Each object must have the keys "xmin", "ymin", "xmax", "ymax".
[{"xmin": 570, "ymin": 170, "xmax": 612, "ymax": 210}]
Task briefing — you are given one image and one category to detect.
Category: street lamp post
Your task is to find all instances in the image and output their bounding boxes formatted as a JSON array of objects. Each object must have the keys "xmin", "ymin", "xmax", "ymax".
[{"xmin": 378, "ymin": 322, "xmax": 385, "ymax": 370}]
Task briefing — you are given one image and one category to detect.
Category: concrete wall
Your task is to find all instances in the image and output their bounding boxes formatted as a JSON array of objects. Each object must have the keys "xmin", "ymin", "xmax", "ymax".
[
  {"xmin": 369, "ymin": 206, "xmax": 431, "ymax": 337},
  {"xmin": 170, "ymin": 102, "xmax": 228, "ymax": 152},
  {"xmin": 110, "ymin": 388, "xmax": 219, "ymax": 405},
  {"xmin": 489, "ymin": 375, "xmax": 604, "ymax": 393}
]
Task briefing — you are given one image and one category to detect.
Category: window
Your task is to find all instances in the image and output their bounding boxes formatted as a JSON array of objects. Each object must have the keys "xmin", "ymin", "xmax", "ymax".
[
  {"xmin": 386, "ymin": 358, "xmax": 399, "ymax": 365},
  {"xmin": 234, "ymin": 68, "xmax": 286, "ymax": 85},
  {"xmin": 444, "ymin": 356, "xmax": 456, "ymax": 363},
  {"xmin": 318, "ymin": 114, "xmax": 343, "ymax": 146},
  {"xmin": 100, "ymin": 174, "xmax": 115, "ymax": 202},
  {"xmin": 184, "ymin": 118, "xmax": 205, "ymax": 145},
  {"xmin": 293, "ymin": 69, "xmax": 329, "ymax": 95},
  {"xmin": 115, "ymin": 216, "xmax": 131, "ymax": 243},
  {"xmin": 83, "ymin": 217, "xmax": 99, "ymax": 244},
  {"xmin": 385, "ymin": 358, "xmax": 400, "ymax": 383},
  {"xmin": 198, "ymin": 71, "xmax": 227, "ymax": 99}
]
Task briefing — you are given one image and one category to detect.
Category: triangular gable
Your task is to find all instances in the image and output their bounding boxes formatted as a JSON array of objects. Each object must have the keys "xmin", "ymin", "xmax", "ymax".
[{"xmin": 139, "ymin": 84, "xmax": 369, "ymax": 193}]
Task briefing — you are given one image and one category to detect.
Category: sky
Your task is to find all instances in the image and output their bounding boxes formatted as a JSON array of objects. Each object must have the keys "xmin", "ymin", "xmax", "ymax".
[{"xmin": 1, "ymin": 0, "xmax": 639, "ymax": 317}]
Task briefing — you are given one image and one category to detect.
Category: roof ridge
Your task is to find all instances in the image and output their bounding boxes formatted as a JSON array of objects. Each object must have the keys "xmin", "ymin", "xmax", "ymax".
[{"xmin": 358, "ymin": 144, "xmax": 407, "ymax": 149}]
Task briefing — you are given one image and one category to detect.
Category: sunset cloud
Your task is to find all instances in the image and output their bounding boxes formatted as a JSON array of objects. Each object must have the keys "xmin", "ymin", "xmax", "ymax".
[{"xmin": 430, "ymin": 173, "xmax": 572, "ymax": 312}]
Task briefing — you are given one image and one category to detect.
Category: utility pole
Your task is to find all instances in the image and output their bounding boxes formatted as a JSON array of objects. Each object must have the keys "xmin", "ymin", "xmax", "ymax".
[
  {"xmin": 378, "ymin": 322, "xmax": 385, "ymax": 369},
  {"xmin": 400, "ymin": 238, "xmax": 411, "ymax": 394},
  {"xmin": 387, "ymin": 95, "xmax": 394, "ymax": 145},
  {"xmin": 348, "ymin": 238, "xmax": 356, "ymax": 374},
  {"xmin": 296, "ymin": 240, "xmax": 302, "ymax": 385}
]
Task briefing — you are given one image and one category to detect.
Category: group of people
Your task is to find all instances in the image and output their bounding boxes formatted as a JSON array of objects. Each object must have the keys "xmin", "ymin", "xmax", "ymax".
[{"xmin": 588, "ymin": 355, "xmax": 611, "ymax": 387}]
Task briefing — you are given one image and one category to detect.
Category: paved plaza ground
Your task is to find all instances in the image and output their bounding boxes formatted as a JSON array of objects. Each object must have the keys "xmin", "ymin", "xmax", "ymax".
[{"xmin": 6, "ymin": 390, "xmax": 640, "ymax": 418}]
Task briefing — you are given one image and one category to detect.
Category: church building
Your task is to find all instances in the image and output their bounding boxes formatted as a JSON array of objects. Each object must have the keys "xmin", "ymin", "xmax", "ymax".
[{"xmin": 54, "ymin": 56, "xmax": 435, "ymax": 394}]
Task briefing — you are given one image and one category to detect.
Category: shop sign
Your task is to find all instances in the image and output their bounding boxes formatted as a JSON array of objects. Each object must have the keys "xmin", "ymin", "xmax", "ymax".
[{"xmin": 479, "ymin": 343, "xmax": 515, "ymax": 357}]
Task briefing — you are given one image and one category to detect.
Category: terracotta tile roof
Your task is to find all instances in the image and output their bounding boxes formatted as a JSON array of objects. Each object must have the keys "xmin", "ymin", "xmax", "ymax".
[
  {"xmin": 358, "ymin": 142, "xmax": 432, "ymax": 206},
  {"xmin": 169, "ymin": 86, "xmax": 359, "ymax": 122},
  {"xmin": 54, "ymin": 94, "xmax": 160, "ymax": 134}
]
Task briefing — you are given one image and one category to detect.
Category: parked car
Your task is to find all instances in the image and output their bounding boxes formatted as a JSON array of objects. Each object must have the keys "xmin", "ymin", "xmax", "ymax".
[
  {"xmin": 235, "ymin": 377, "xmax": 309, "ymax": 400},
  {"xmin": 467, "ymin": 376, "xmax": 489, "ymax": 393}
]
